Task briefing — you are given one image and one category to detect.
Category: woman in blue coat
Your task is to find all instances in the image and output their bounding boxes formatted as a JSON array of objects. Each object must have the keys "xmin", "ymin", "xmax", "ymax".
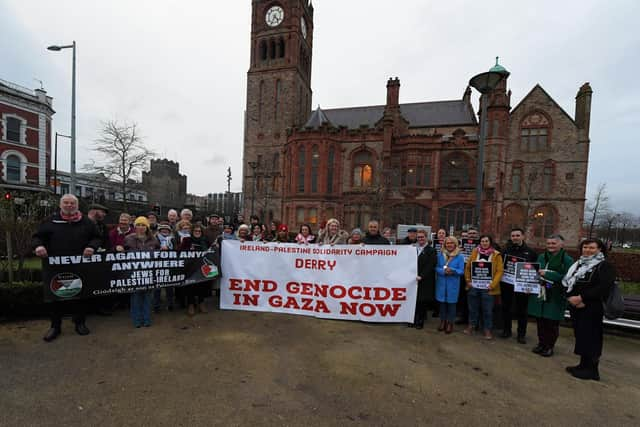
[{"xmin": 435, "ymin": 236, "xmax": 465, "ymax": 334}]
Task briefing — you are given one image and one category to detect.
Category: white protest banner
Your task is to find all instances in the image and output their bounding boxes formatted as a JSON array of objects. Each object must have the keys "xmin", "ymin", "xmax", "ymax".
[{"xmin": 220, "ymin": 241, "xmax": 417, "ymax": 322}]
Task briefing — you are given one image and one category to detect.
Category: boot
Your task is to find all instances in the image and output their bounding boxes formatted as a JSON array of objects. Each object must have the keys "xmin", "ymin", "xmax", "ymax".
[
  {"xmin": 437, "ymin": 320, "xmax": 445, "ymax": 332},
  {"xmin": 565, "ymin": 356, "xmax": 588, "ymax": 374},
  {"xmin": 74, "ymin": 322, "xmax": 90, "ymax": 336},
  {"xmin": 198, "ymin": 302, "xmax": 208, "ymax": 313},
  {"xmin": 187, "ymin": 304, "xmax": 196, "ymax": 316},
  {"xmin": 43, "ymin": 327, "xmax": 61, "ymax": 342},
  {"xmin": 570, "ymin": 358, "xmax": 600, "ymax": 381},
  {"xmin": 445, "ymin": 321, "xmax": 453, "ymax": 334}
]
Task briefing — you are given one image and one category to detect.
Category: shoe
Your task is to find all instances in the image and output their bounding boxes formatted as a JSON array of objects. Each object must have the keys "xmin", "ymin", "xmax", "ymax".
[
  {"xmin": 517, "ymin": 336, "xmax": 527, "ymax": 344},
  {"xmin": 187, "ymin": 304, "xmax": 196, "ymax": 316},
  {"xmin": 500, "ymin": 330, "xmax": 512, "ymax": 339},
  {"xmin": 407, "ymin": 323, "xmax": 414, "ymax": 328},
  {"xmin": 144, "ymin": 323, "xmax": 151, "ymax": 327},
  {"xmin": 415, "ymin": 324, "xmax": 424, "ymax": 330},
  {"xmin": 445, "ymin": 322, "xmax": 453, "ymax": 334},
  {"xmin": 532, "ymin": 344, "xmax": 544, "ymax": 354},
  {"xmin": 437, "ymin": 320, "xmax": 445, "ymax": 332},
  {"xmin": 483, "ymin": 330, "xmax": 494, "ymax": 340},
  {"xmin": 566, "ymin": 357, "xmax": 587, "ymax": 374},
  {"xmin": 570, "ymin": 364, "xmax": 600, "ymax": 381},
  {"xmin": 43, "ymin": 327, "xmax": 61, "ymax": 342},
  {"xmin": 198, "ymin": 302, "xmax": 208, "ymax": 313},
  {"xmin": 74, "ymin": 323, "xmax": 90, "ymax": 336},
  {"xmin": 540, "ymin": 348, "xmax": 554, "ymax": 357},
  {"xmin": 135, "ymin": 324, "xmax": 142, "ymax": 328},
  {"xmin": 463, "ymin": 326, "xmax": 474, "ymax": 335}
]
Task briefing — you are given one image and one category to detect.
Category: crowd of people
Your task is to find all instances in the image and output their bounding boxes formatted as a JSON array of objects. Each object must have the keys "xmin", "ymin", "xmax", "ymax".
[{"xmin": 32, "ymin": 194, "xmax": 616, "ymax": 382}]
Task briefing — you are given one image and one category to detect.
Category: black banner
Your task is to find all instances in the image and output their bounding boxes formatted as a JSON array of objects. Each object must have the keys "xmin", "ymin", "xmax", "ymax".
[
  {"xmin": 502, "ymin": 254, "xmax": 526, "ymax": 285},
  {"xmin": 514, "ymin": 262, "xmax": 540, "ymax": 294},
  {"xmin": 43, "ymin": 250, "xmax": 219, "ymax": 302},
  {"xmin": 471, "ymin": 261, "xmax": 492, "ymax": 289}
]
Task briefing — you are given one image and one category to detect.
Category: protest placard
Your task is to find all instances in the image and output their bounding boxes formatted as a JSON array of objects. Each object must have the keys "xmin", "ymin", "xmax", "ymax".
[
  {"xmin": 471, "ymin": 261, "xmax": 492, "ymax": 289},
  {"xmin": 514, "ymin": 262, "xmax": 540, "ymax": 294}
]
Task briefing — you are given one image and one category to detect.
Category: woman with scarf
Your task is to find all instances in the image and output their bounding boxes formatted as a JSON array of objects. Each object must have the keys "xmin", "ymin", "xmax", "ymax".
[
  {"xmin": 528, "ymin": 235, "xmax": 573, "ymax": 357},
  {"xmin": 435, "ymin": 236, "xmax": 465, "ymax": 334},
  {"xmin": 183, "ymin": 222, "xmax": 212, "ymax": 315},
  {"xmin": 295, "ymin": 224, "xmax": 316, "ymax": 244},
  {"xmin": 124, "ymin": 217, "xmax": 160, "ymax": 327},
  {"xmin": 463, "ymin": 235, "xmax": 504, "ymax": 339},
  {"xmin": 563, "ymin": 238, "xmax": 615, "ymax": 381},
  {"xmin": 318, "ymin": 218, "xmax": 349, "ymax": 245},
  {"xmin": 251, "ymin": 223, "xmax": 264, "ymax": 242}
]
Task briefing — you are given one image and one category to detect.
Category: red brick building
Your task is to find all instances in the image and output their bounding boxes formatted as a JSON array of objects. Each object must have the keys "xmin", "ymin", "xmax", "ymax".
[
  {"xmin": 242, "ymin": 0, "xmax": 592, "ymax": 246},
  {"xmin": 0, "ymin": 78, "xmax": 54, "ymax": 193}
]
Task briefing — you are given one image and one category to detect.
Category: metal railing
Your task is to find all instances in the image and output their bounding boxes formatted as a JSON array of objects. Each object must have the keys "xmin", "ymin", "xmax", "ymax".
[{"xmin": 0, "ymin": 79, "xmax": 35, "ymax": 96}]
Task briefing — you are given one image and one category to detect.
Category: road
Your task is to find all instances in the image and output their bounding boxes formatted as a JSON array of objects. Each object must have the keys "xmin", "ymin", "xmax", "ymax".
[{"xmin": 1, "ymin": 302, "xmax": 639, "ymax": 426}]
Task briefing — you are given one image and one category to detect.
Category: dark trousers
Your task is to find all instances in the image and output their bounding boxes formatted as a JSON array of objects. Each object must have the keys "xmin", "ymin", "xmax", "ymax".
[
  {"xmin": 571, "ymin": 303, "xmax": 604, "ymax": 358},
  {"xmin": 50, "ymin": 300, "xmax": 87, "ymax": 329},
  {"xmin": 536, "ymin": 317, "xmax": 560, "ymax": 349},
  {"xmin": 457, "ymin": 277, "xmax": 469, "ymax": 323},
  {"xmin": 185, "ymin": 283, "xmax": 209, "ymax": 305},
  {"xmin": 500, "ymin": 282, "xmax": 529, "ymax": 336}
]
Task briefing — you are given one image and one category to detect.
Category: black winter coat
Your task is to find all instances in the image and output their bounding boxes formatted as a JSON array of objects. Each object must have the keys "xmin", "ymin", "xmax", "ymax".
[
  {"xmin": 362, "ymin": 233, "xmax": 390, "ymax": 245},
  {"xmin": 32, "ymin": 212, "xmax": 102, "ymax": 256},
  {"xmin": 417, "ymin": 245, "xmax": 437, "ymax": 303}
]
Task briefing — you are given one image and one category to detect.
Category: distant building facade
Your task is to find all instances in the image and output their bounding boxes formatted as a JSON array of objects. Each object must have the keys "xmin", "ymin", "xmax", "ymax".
[
  {"xmin": 242, "ymin": 0, "xmax": 592, "ymax": 247},
  {"xmin": 142, "ymin": 158, "xmax": 187, "ymax": 214},
  {"xmin": 0, "ymin": 78, "xmax": 54, "ymax": 193}
]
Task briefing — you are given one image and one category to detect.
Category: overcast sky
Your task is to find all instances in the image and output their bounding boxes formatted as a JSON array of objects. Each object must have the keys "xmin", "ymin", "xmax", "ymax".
[{"xmin": 2, "ymin": 0, "xmax": 638, "ymax": 213}]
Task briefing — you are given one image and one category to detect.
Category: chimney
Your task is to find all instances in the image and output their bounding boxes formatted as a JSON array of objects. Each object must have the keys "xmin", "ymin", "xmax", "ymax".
[
  {"xmin": 386, "ymin": 77, "xmax": 400, "ymax": 107},
  {"xmin": 575, "ymin": 82, "xmax": 593, "ymax": 136}
]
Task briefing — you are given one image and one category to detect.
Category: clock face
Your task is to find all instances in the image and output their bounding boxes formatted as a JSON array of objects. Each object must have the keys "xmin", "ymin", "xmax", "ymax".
[
  {"xmin": 265, "ymin": 5, "xmax": 284, "ymax": 27},
  {"xmin": 301, "ymin": 16, "xmax": 307, "ymax": 39}
]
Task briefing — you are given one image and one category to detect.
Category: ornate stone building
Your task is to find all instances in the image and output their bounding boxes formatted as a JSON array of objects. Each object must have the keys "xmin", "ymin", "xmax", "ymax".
[{"xmin": 242, "ymin": 0, "xmax": 592, "ymax": 247}]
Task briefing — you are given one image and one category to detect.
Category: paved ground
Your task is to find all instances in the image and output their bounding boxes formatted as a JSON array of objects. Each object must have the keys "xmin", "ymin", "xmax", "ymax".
[{"xmin": 1, "ymin": 300, "xmax": 639, "ymax": 427}]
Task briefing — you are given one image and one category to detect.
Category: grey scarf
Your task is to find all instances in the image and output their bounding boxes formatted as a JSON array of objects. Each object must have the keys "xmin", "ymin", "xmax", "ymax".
[{"xmin": 562, "ymin": 252, "xmax": 605, "ymax": 293}]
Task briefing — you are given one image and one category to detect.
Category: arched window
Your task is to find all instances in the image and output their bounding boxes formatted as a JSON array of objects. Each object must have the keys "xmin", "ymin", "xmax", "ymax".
[
  {"xmin": 502, "ymin": 204, "xmax": 526, "ymax": 239},
  {"xmin": 259, "ymin": 40, "xmax": 267, "ymax": 61},
  {"xmin": 258, "ymin": 80, "xmax": 265, "ymax": 124},
  {"xmin": 440, "ymin": 152, "xmax": 473, "ymax": 188},
  {"xmin": 6, "ymin": 154, "xmax": 21, "ymax": 182},
  {"xmin": 297, "ymin": 146, "xmax": 305, "ymax": 193},
  {"xmin": 269, "ymin": 39, "xmax": 277, "ymax": 59},
  {"xmin": 311, "ymin": 145, "xmax": 319, "ymax": 192},
  {"xmin": 327, "ymin": 146, "xmax": 335, "ymax": 193},
  {"xmin": 352, "ymin": 150, "xmax": 373, "ymax": 187},
  {"xmin": 511, "ymin": 162, "xmax": 523, "ymax": 194},
  {"xmin": 275, "ymin": 79, "xmax": 281, "ymax": 121},
  {"xmin": 391, "ymin": 204, "xmax": 431, "ymax": 227},
  {"xmin": 532, "ymin": 205, "xmax": 557, "ymax": 238},
  {"xmin": 438, "ymin": 203, "xmax": 474, "ymax": 231},
  {"xmin": 521, "ymin": 112, "xmax": 550, "ymax": 152},
  {"xmin": 278, "ymin": 37, "xmax": 285, "ymax": 58}
]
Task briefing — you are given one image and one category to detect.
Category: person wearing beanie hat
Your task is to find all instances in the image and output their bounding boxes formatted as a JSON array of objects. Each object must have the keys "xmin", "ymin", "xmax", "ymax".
[
  {"xmin": 348, "ymin": 228, "xmax": 363, "ymax": 245},
  {"xmin": 124, "ymin": 215, "xmax": 160, "ymax": 328},
  {"xmin": 146, "ymin": 212, "xmax": 159, "ymax": 233}
]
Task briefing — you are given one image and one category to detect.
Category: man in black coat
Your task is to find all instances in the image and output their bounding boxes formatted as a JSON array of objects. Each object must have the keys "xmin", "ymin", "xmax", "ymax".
[
  {"xmin": 500, "ymin": 227, "xmax": 538, "ymax": 343},
  {"xmin": 398, "ymin": 227, "xmax": 418, "ymax": 245},
  {"xmin": 362, "ymin": 220, "xmax": 390, "ymax": 245},
  {"xmin": 32, "ymin": 194, "xmax": 102, "ymax": 342},
  {"xmin": 410, "ymin": 229, "xmax": 437, "ymax": 329}
]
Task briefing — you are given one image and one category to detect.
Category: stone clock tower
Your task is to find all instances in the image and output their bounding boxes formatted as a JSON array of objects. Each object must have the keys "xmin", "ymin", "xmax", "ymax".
[{"xmin": 243, "ymin": 0, "xmax": 314, "ymax": 222}]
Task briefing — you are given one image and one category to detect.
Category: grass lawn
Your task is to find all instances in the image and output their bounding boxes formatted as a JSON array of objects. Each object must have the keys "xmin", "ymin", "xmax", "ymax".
[
  {"xmin": 2, "ymin": 258, "xmax": 42, "ymax": 271},
  {"xmin": 619, "ymin": 281, "xmax": 640, "ymax": 296}
]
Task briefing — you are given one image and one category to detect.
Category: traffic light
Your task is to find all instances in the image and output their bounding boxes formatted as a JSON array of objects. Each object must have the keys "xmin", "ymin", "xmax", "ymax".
[{"xmin": 3, "ymin": 191, "xmax": 11, "ymax": 201}]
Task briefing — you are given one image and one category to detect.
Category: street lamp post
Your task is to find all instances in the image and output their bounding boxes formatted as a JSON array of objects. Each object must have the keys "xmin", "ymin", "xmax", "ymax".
[
  {"xmin": 468, "ymin": 58, "xmax": 509, "ymax": 229},
  {"xmin": 53, "ymin": 132, "xmax": 71, "ymax": 194},
  {"xmin": 47, "ymin": 41, "xmax": 77, "ymax": 195},
  {"xmin": 248, "ymin": 161, "xmax": 258, "ymax": 217}
]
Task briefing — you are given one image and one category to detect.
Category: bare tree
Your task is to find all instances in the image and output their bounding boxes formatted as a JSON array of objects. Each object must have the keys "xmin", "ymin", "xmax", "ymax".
[
  {"xmin": 616, "ymin": 212, "xmax": 637, "ymax": 245},
  {"xmin": 87, "ymin": 120, "xmax": 154, "ymax": 211},
  {"xmin": 585, "ymin": 183, "xmax": 610, "ymax": 239}
]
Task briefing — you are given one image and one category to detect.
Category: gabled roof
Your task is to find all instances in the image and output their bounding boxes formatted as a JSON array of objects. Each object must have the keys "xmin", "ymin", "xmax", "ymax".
[
  {"xmin": 304, "ymin": 105, "xmax": 333, "ymax": 129},
  {"xmin": 511, "ymin": 84, "xmax": 576, "ymax": 125},
  {"xmin": 312, "ymin": 100, "xmax": 477, "ymax": 130}
]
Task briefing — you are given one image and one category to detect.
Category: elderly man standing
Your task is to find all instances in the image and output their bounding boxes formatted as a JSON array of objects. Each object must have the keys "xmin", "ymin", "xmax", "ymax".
[
  {"xmin": 32, "ymin": 194, "xmax": 101, "ymax": 342},
  {"xmin": 167, "ymin": 209, "xmax": 179, "ymax": 230}
]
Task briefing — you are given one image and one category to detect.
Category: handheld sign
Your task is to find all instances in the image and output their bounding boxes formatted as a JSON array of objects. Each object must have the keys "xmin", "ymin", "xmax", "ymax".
[
  {"xmin": 514, "ymin": 262, "xmax": 540, "ymax": 294},
  {"xmin": 502, "ymin": 255, "xmax": 526, "ymax": 285},
  {"xmin": 471, "ymin": 261, "xmax": 492, "ymax": 289},
  {"xmin": 461, "ymin": 239, "xmax": 479, "ymax": 262}
]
